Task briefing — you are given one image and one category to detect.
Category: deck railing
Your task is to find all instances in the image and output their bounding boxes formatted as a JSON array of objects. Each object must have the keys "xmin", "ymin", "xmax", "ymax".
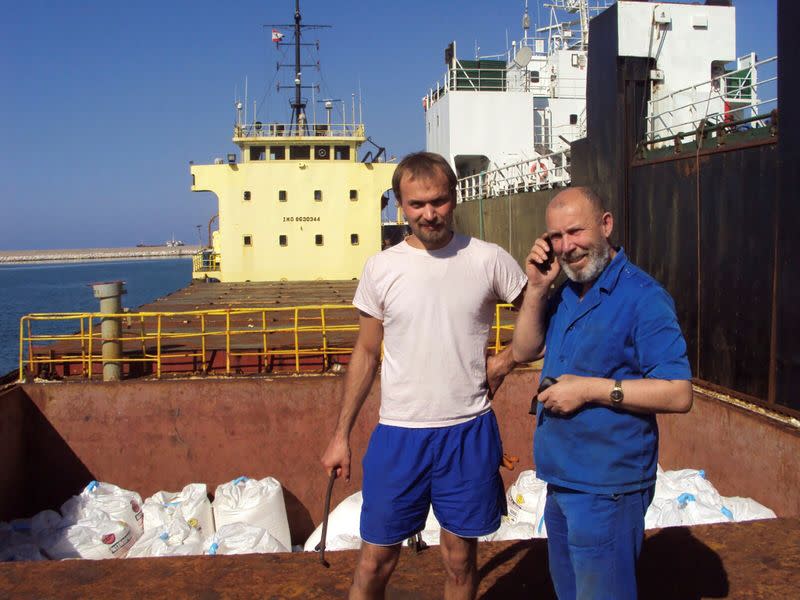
[
  {"xmin": 456, "ymin": 149, "xmax": 571, "ymax": 203},
  {"xmin": 234, "ymin": 122, "xmax": 365, "ymax": 138},
  {"xmin": 646, "ymin": 55, "xmax": 777, "ymax": 147},
  {"xmin": 19, "ymin": 304, "xmax": 519, "ymax": 380},
  {"xmin": 192, "ymin": 251, "xmax": 221, "ymax": 273}
]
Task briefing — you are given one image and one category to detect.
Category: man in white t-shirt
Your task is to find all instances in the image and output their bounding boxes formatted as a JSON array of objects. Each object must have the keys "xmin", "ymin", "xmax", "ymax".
[{"xmin": 321, "ymin": 152, "xmax": 527, "ymax": 600}]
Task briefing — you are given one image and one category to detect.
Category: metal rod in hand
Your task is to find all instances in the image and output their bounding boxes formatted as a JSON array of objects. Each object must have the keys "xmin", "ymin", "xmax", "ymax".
[{"xmin": 319, "ymin": 469, "xmax": 337, "ymax": 568}]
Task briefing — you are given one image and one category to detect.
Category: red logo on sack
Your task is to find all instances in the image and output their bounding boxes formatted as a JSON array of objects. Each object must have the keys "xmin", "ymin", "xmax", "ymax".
[
  {"xmin": 102, "ymin": 533, "xmax": 116, "ymax": 545},
  {"xmin": 131, "ymin": 500, "xmax": 141, "ymax": 513}
]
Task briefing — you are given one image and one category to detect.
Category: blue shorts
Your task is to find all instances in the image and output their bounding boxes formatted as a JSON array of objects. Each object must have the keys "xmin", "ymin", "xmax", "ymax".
[{"xmin": 360, "ymin": 410, "xmax": 506, "ymax": 545}]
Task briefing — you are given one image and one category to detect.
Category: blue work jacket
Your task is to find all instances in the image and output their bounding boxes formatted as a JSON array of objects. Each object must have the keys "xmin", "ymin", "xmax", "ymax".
[{"xmin": 536, "ymin": 249, "xmax": 692, "ymax": 494}]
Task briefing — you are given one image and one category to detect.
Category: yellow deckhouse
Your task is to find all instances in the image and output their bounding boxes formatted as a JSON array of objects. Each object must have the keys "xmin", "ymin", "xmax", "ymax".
[
  {"xmin": 190, "ymin": 2, "xmax": 394, "ymax": 282},
  {"xmin": 190, "ymin": 121, "xmax": 393, "ymax": 282}
]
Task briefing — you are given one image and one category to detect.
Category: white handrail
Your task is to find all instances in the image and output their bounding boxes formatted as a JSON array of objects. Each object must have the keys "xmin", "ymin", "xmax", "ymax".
[
  {"xmin": 646, "ymin": 55, "xmax": 777, "ymax": 145},
  {"xmin": 456, "ymin": 150, "xmax": 571, "ymax": 203}
]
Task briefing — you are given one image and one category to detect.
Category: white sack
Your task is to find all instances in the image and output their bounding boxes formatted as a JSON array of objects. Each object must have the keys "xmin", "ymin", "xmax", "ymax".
[
  {"xmin": 304, "ymin": 491, "xmax": 363, "ymax": 552},
  {"xmin": 42, "ymin": 517, "xmax": 136, "ymax": 560},
  {"xmin": 480, "ymin": 519, "xmax": 537, "ymax": 542},
  {"xmin": 419, "ymin": 506, "xmax": 441, "ymax": 546},
  {"xmin": 719, "ymin": 496, "xmax": 776, "ymax": 522},
  {"xmin": 61, "ymin": 481, "xmax": 144, "ymax": 535},
  {"xmin": 143, "ymin": 483, "xmax": 214, "ymax": 536},
  {"xmin": 505, "ymin": 470, "xmax": 548, "ymax": 537},
  {"xmin": 127, "ymin": 518, "xmax": 205, "ymax": 558},
  {"xmin": 213, "ymin": 476, "xmax": 290, "ymax": 551},
  {"xmin": 206, "ymin": 523, "xmax": 288, "ymax": 555}
]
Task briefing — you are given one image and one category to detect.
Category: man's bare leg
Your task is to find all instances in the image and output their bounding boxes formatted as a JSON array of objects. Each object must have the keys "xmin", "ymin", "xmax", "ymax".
[
  {"xmin": 349, "ymin": 541, "xmax": 402, "ymax": 600},
  {"xmin": 440, "ymin": 529, "xmax": 479, "ymax": 600}
]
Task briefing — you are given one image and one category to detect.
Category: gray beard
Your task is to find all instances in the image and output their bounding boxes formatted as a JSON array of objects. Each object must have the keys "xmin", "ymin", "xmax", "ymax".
[{"xmin": 559, "ymin": 243, "xmax": 611, "ymax": 284}]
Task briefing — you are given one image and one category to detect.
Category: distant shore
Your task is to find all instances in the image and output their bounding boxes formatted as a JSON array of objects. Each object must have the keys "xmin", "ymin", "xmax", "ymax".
[{"xmin": 0, "ymin": 246, "xmax": 200, "ymax": 265}]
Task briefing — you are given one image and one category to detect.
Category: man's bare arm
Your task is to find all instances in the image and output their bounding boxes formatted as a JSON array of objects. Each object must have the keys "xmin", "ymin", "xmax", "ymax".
[
  {"xmin": 538, "ymin": 375, "xmax": 693, "ymax": 416},
  {"xmin": 320, "ymin": 313, "xmax": 383, "ymax": 481}
]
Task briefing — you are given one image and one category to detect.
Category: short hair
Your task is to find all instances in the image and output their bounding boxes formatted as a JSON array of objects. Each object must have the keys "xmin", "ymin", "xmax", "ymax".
[
  {"xmin": 550, "ymin": 186, "xmax": 607, "ymax": 219},
  {"xmin": 391, "ymin": 152, "xmax": 457, "ymax": 203}
]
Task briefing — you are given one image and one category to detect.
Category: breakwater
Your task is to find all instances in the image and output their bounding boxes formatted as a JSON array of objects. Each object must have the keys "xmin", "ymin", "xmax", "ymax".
[{"xmin": 0, "ymin": 246, "xmax": 200, "ymax": 265}]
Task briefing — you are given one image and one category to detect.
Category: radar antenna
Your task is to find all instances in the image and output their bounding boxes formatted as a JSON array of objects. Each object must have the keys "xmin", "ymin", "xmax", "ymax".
[{"xmin": 265, "ymin": 0, "xmax": 331, "ymax": 132}]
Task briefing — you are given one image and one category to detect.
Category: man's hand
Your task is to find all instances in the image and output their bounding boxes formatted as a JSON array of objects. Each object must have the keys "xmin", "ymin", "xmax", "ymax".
[
  {"xmin": 321, "ymin": 434, "xmax": 352, "ymax": 481},
  {"xmin": 486, "ymin": 353, "xmax": 505, "ymax": 398},
  {"xmin": 524, "ymin": 234, "xmax": 561, "ymax": 289},
  {"xmin": 538, "ymin": 374, "xmax": 590, "ymax": 415}
]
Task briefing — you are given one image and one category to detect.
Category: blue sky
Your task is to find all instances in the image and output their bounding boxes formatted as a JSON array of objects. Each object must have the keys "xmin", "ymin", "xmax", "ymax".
[{"xmin": 0, "ymin": 0, "xmax": 776, "ymax": 250}]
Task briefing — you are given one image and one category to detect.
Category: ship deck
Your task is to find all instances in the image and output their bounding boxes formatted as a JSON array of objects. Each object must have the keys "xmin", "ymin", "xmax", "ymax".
[
  {"xmin": 25, "ymin": 280, "xmax": 520, "ymax": 379},
  {"xmin": 1, "ymin": 518, "xmax": 797, "ymax": 598}
]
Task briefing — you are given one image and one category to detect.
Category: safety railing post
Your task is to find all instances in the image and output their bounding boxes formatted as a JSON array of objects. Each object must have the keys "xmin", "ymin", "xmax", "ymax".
[
  {"xmin": 18, "ymin": 317, "xmax": 25, "ymax": 381},
  {"xmin": 320, "ymin": 307, "xmax": 329, "ymax": 370},
  {"xmin": 26, "ymin": 319, "xmax": 33, "ymax": 376},
  {"xmin": 139, "ymin": 315, "xmax": 147, "ymax": 359},
  {"xmin": 294, "ymin": 307, "xmax": 300, "ymax": 372},
  {"xmin": 156, "ymin": 314, "xmax": 162, "ymax": 378},
  {"xmin": 80, "ymin": 317, "xmax": 87, "ymax": 376},
  {"xmin": 261, "ymin": 310, "xmax": 267, "ymax": 372},
  {"xmin": 87, "ymin": 317, "xmax": 93, "ymax": 380},
  {"xmin": 201, "ymin": 313, "xmax": 207, "ymax": 372},
  {"xmin": 225, "ymin": 310, "xmax": 231, "ymax": 375},
  {"xmin": 495, "ymin": 305, "xmax": 502, "ymax": 354}
]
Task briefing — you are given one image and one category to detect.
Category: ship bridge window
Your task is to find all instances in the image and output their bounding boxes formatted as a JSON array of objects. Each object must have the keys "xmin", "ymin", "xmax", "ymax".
[
  {"xmin": 530, "ymin": 70, "xmax": 540, "ymax": 84},
  {"xmin": 279, "ymin": 235, "xmax": 288, "ymax": 246},
  {"xmin": 250, "ymin": 146, "xmax": 266, "ymax": 161},
  {"xmin": 290, "ymin": 145, "xmax": 311, "ymax": 160},
  {"xmin": 349, "ymin": 189, "xmax": 358, "ymax": 201},
  {"xmin": 314, "ymin": 190, "xmax": 323, "ymax": 201},
  {"xmin": 315, "ymin": 234, "xmax": 324, "ymax": 246},
  {"xmin": 350, "ymin": 233, "xmax": 359, "ymax": 245},
  {"xmin": 334, "ymin": 145, "xmax": 350, "ymax": 160},
  {"xmin": 314, "ymin": 145, "xmax": 330, "ymax": 160},
  {"xmin": 571, "ymin": 54, "xmax": 579, "ymax": 67},
  {"xmin": 270, "ymin": 146, "xmax": 286, "ymax": 160},
  {"xmin": 243, "ymin": 235, "xmax": 253, "ymax": 246},
  {"xmin": 279, "ymin": 190, "xmax": 287, "ymax": 202},
  {"xmin": 570, "ymin": 114, "xmax": 578, "ymax": 125}
]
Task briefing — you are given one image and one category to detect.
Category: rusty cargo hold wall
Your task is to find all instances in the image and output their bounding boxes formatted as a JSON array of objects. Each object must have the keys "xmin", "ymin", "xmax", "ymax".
[
  {"xmin": 776, "ymin": 0, "xmax": 800, "ymax": 409},
  {"xmin": 572, "ymin": 3, "xmax": 789, "ymax": 412}
]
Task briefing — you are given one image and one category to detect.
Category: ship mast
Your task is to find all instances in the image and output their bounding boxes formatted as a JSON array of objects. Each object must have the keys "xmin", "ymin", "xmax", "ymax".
[{"xmin": 267, "ymin": 0, "xmax": 330, "ymax": 133}]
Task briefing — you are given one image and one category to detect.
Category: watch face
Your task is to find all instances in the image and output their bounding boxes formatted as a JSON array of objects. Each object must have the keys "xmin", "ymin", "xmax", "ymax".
[{"xmin": 611, "ymin": 388, "xmax": 623, "ymax": 403}]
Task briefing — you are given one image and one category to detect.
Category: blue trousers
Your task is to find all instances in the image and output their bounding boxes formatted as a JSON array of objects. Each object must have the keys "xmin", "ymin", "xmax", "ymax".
[{"xmin": 544, "ymin": 484, "xmax": 655, "ymax": 600}]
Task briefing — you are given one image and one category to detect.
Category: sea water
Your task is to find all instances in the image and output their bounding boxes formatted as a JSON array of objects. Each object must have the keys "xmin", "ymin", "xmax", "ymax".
[{"xmin": 0, "ymin": 258, "xmax": 191, "ymax": 376}]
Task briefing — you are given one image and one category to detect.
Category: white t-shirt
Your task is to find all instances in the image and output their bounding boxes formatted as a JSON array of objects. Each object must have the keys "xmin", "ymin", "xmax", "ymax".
[{"xmin": 353, "ymin": 233, "xmax": 527, "ymax": 428}]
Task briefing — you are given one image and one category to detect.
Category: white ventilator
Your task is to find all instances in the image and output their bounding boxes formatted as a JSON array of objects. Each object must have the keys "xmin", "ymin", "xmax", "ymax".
[{"xmin": 212, "ymin": 476, "xmax": 291, "ymax": 551}]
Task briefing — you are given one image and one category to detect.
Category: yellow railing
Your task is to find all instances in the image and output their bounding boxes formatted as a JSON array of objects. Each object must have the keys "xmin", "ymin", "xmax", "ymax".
[
  {"xmin": 18, "ymin": 303, "xmax": 518, "ymax": 381},
  {"xmin": 192, "ymin": 251, "xmax": 221, "ymax": 272}
]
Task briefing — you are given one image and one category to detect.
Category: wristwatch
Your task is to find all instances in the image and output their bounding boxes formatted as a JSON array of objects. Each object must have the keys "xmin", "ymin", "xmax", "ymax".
[{"xmin": 610, "ymin": 380, "xmax": 624, "ymax": 404}]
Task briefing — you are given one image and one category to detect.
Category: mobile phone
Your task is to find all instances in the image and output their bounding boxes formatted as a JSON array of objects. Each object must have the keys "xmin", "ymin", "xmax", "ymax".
[
  {"xmin": 536, "ymin": 236, "xmax": 555, "ymax": 274},
  {"xmin": 529, "ymin": 376, "xmax": 558, "ymax": 415}
]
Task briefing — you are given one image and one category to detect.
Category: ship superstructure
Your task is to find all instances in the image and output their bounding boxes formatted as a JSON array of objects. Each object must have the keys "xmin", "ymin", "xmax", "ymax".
[
  {"xmin": 424, "ymin": 1, "xmax": 609, "ymax": 192},
  {"xmin": 424, "ymin": 1, "xmax": 762, "ymax": 203},
  {"xmin": 190, "ymin": 1, "xmax": 394, "ymax": 282}
]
